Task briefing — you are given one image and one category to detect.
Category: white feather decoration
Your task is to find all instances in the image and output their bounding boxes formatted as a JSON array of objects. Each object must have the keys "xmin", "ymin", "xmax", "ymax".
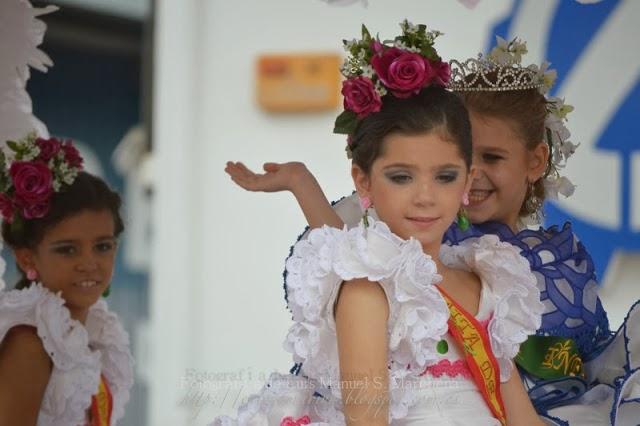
[{"xmin": 0, "ymin": 0, "xmax": 58, "ymax": 143}]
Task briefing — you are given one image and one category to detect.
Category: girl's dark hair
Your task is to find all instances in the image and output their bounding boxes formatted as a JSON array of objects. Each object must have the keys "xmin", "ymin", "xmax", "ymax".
[
  {"xmin": 459, "ymin": 88, "xmax": 548, "ymax": 216},
  {"xmin": 350, "ymin": 85, "xmax": 472, "ymax": 174},
  {"xmin": 2, "ymin": 171, "xmax": 124, "ymax": 289}
]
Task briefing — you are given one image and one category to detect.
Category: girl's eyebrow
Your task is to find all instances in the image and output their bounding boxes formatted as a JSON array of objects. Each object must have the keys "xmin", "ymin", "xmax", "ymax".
[
  {"xmin": 49, "ymin": 236, "xmax": 116, "ymax": 245},
  {"xmin": 478, "ymin": 146, "xmax": 510, "ymax": 154},
  {"xmin": 433, "ymin": 164, "xmax": 463, "ymax": 171},
  {"xmin": 382, "ymin": 162, "xmax": 417, "ymax": 170},
  {"xmin": 383, "ymin": 163, "xmax": 463, "ymax": 171}
]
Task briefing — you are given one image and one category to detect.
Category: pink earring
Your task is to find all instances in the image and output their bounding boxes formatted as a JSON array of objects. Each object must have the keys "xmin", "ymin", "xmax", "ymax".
[
  {"xmin": 462, "ymin": 192, "xmax": 470, "ymax": 206},
  {"xmin": 26, "ymin": 269, "xmax": 38, "ymax": 281},
  {"xmin": 359, "ymin": 196, "xmax": 372, "ymax": 210}
]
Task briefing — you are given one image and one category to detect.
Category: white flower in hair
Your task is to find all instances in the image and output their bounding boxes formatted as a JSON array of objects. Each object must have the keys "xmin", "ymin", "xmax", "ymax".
[
  {"xmin": 544, "ymin": 176, "xmax": 576, "ymax": 199},
  {"xmin": 489, "ymin": 36, "xmax": 528, "ymax": 65},
  {"xmin": 560, "ymin": 140, "xmax": 579, "ymax": 160},
  {"xmin": 534, "ymin": 61, "xmax": 558, "ymax": 94}
]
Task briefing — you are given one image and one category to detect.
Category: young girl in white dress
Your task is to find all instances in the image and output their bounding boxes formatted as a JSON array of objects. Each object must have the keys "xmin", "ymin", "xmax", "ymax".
[
  {"xmin": 0, "ymin": 135, "xmax": 133, "ymax": 425},
  {"xmin": 227, "ymin": 34, "xmax": 640, "ymax": 424},
  {"xmin": 215, "ymin": 23, "xmax": 545, "ymax": 426}
]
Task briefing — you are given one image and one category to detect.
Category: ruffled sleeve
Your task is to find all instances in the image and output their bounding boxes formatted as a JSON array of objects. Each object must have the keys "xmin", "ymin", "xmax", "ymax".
[
  {"xmin": 446, "ymin": 220, "xmax": 611, "ymax": 358},
  {"xmin": 518, "ymin": 224, "xmax": 611, "ymax": 356},
  {"xmin": 85, "ymin": 300, "xmax": 134, "ymax": 424},
  {"xmin": 0, "ymin": 284, "xmax": 101, "ymax": 426},
  {"xmin": 440, "ymin": 235, "xmax": 544, "ymax": 381},
  {"xmin": 283, "ymin": 218, "xmax": 448, "ymax": 420}
]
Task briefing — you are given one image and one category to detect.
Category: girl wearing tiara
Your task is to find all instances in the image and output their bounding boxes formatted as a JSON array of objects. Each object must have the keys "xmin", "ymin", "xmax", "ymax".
[
  {"xmin": 0, "ymin": 135, "xmax": 133, "ymax": 425},
  {"xmin": 216, "ymin": 23, "xmax": 545, "ymax": 425},
  {"xmin": 226, "ymin": 34, "xmax": 640, "ymax": 424}
]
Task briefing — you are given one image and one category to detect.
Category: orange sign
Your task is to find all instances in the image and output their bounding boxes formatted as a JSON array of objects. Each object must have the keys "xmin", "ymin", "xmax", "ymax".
[{"xmin": 257, "ymin": 53, "xmax": 342, "ymax": 112}]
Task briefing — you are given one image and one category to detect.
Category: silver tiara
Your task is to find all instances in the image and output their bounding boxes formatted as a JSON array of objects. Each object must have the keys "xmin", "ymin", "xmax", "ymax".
[{"xmin": 447, "ymin": 55, "xmax": 545, "ymax": 92}]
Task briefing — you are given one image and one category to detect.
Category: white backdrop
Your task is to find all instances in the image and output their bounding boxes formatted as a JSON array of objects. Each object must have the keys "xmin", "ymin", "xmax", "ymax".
[{"xmin": 150, "ymin": 1, "xmax": 637, "ymax": 425}]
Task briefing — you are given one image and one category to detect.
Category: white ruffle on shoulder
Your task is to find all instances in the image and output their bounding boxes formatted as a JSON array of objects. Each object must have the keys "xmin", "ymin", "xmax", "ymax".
[
  {"xmin": 213, "ymin": 218, "xmax": 542, "ymax": 425},
  {"xmin": 285, "ymin": 218, "xmax": 542, "ymax": 422},
  {"xmin": 440, "ymin": 235, "xmax": 544, "ymax": 381},
  {"xmin": 284, "ymin": 219, "xmax": 448, "ymax": 421},
  {"xmin": 0, "ymin": 284, "xmax": 134, "ymax": 426}
]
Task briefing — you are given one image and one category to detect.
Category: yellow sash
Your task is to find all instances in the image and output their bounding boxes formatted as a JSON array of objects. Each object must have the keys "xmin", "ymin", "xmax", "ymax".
[
  {"xmin": 90, "ymin": 374, "xmax": 113, "ymax": 426},
  {"xmin": 437, "ymin": 286, "xmax": 507, "ymax": 425}
]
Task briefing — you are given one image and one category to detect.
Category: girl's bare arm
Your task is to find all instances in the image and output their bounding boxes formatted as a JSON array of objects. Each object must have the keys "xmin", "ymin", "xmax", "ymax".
[{"xmin": 225, "ymin": 161, "xmax": 343, "ymax": 229}]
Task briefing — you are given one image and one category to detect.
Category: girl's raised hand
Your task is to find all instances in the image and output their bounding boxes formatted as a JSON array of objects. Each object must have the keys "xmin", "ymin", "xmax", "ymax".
[{"xmin": 224, "ymin": 161, "xmax": 311, "ymax": 193}]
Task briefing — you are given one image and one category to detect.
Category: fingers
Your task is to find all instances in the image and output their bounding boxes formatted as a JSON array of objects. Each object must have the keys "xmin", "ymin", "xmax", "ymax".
[
  {"xmin": 263, "ymin": 162, "xmax": 280, "ymax": 172},
  {"xmin": 225, "ymin": 161, "xmax": 259, "ymax": 190}
]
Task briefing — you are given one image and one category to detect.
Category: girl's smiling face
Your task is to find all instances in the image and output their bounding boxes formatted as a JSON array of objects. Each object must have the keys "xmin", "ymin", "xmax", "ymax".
[
  {"xmin": 16, "ymin": 209, "xmax": 118, "ymax": 322},
  {"xmin": 353, "ymin": 131, "xmax": 473, "ymax": 255},
  {"xmin": 466, "ymin": 111, "xmax": 548, "ymax": 230}
]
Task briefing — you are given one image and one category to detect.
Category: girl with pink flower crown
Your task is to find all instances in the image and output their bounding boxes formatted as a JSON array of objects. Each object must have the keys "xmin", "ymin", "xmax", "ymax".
[
  {"xmin": 226, "ymin": 31, "xmax": 640, "ymax": 425},
  {"xmin": 215, "ymin": 22, "xmax": 546, "ymax": 426},
  {"xmin": 0, "ymin": 134, "xmax": 133, "ymax": 425}
]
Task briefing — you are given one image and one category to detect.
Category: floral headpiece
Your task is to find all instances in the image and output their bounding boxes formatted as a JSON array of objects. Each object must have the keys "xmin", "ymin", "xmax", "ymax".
[
  {"xmin": 333, "ymin": 20, "xmax": 451, "ymax": 158},
  {"xmin": 449, "ymin": 36, "xmax": 577, "ymax": 200},
  {"xmin": 0, "ymin": 132, "xmax": 84, "ymax": 224}
]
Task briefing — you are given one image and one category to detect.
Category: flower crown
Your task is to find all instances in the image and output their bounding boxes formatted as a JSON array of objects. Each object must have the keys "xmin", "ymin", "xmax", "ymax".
[
  {"xmin": 449, "ymin": 36, "xmax": 577, "ymax": 200},
  {"xmin": 0, "ymin": 133, "xmax": 84, "ymax": 224},
  {"xmin": 333, "ymin": 20, "xmax": 450, "ymax": 158}
]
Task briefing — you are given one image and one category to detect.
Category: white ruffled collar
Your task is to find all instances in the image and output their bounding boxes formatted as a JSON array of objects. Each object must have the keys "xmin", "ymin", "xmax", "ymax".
[
  {"xmin": 0, "ymin": 283, "xmax": 133, "ymax": 425},
  {"xmin": 440, "ymin": 235, "xmax": 544, "ymax": 380}
]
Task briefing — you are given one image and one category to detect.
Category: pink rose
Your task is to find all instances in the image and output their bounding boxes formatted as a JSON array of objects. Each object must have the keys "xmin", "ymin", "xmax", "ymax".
[
  {"xmin": 371, "ymin": 47, "xmax": 434, "ymax": 98},
  {"xmin": 22, "ymin": 200, "xmax": 51, "ymax": 220},
  {"xmin": 341, "ymin": 76, "xmax": 382, "ymax": 118},
  {"xmin": 35, "ymin": 137, "xmax": 62, "ymax": 162},
  {"xmin": 61, "ymin": 140, "xmax": 83, "ymax": 168},
  {"xmin": 0, "ymin": 194, "xmax": 15, "ymax": 222},
  {"xmin": 370, "ymin": 40, "xmax": 385, "ymax": 55},
  {"xmin": 432, "ymin": 60, "xmax": 451, "ymax": 86},
  {"xmin": 10, "ymin": 161, "xmax": 53, "ymax": 204}
]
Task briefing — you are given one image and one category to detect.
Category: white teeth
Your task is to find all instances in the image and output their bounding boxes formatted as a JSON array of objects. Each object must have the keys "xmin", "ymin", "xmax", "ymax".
[
  {"xmin": 77, "ymin": 281, "xmax": 98, "ymax": 288},
  {"xmin": 469, "ymin": 190, "xmax": 492, "ymax": 203}
]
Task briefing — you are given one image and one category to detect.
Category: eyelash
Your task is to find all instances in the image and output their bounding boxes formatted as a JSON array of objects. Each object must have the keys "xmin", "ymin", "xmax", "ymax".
[
  {"xmin": 482, "ymin": 153, "xmax": 504, "ymax": 163},
  {"xmin": 388, "ymin": 174, "xmax": 412, "ymax": 184},
  {"xmin": 436, "ymin": 173, "xmax": 458, "ymax": 183},
  {"xmin": 54, "ymin": 246, "xmax": 76, "ymax": 256},
  {"xmin": 387, "ymin": 173, "xmax": 458, "ymax": 184},
  {"xmin": 53, "ymin": 242, "xmax": 115, "ymax": 256}
]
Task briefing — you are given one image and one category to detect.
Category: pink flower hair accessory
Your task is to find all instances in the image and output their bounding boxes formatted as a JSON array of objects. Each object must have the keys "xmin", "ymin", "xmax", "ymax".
[
  {"xmin": 334, "ymin": 20, "xmax": 449, "ymax": 157},
  {"xmin": 0, "ymin": 132, "xmax": 84, "ymax": 224}
]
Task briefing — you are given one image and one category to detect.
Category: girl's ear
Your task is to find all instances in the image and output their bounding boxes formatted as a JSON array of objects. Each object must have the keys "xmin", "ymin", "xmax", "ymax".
[
  {"xmin": 528, "ymin": 141, "xmax": 550, "ymax": 182},
  {"xmin": 14, "ymin": 248, "xmax": 35, "ymax": 274},
  {"xmin": 351, "ymin": 164, "xmax": 372, "ymax": 200}
]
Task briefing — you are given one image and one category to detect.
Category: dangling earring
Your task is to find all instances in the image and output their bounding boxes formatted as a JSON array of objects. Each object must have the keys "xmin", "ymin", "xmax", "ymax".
[
  {"xmin": 102, "ymin": 286, "xmax": 111, "ymax": 298},
  {"xmin": 26, "ymin": 269, "xmax": 38, "ymax": 282},
  {"xmin": 359, "ymin": 196, "xmax": 372, "ymax": 228},
  {"xmin": 524, "ymin": 180, "xmax": 543, "ymax": 215},
  {"xmin": 457, "ymin": 209, "xmax": 470, "ymax": 231},
  {"xmin": 457, "ymin": 192, "xmax": 470, "ymax": 231}
]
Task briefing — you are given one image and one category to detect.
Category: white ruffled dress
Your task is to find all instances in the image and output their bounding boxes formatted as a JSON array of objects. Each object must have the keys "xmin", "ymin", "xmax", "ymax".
[
  {"xmin": 214, "ymin": 218, "xmax": 543, "ymax": 425},
  {"xmin": 0, "ymin": 284, "xmax": 134, "ymax": 426}
]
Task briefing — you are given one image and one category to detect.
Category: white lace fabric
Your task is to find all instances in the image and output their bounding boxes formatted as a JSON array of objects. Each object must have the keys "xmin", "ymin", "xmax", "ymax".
[
  {"xmin": 0, "ymin": 284, "xmax": 133, "ymax": 426},
  {"xmin": 282, "ymin": 218, "xmax": 543, "ymax": 422}
]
